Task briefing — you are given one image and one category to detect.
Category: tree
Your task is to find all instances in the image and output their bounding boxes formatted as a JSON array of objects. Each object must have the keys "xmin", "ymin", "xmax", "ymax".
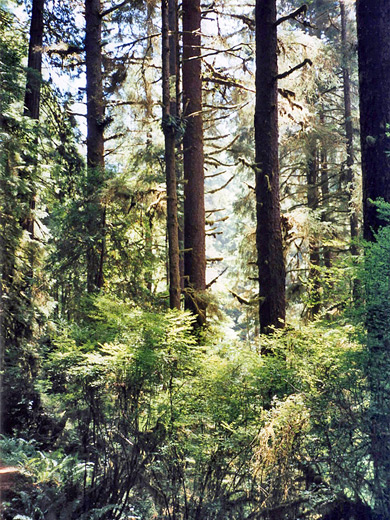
[
  {"xmin": 357, "ymin": 0, "xmax": 390, "ymax": 241},
  {"xmin": 85, "ymin": 0, "xmax": 105, "ymax": 292},
  {"xmin": 162, "ymin": 0, "xmax": 181, "ymax": 310},
  {"xmin": 340, "ymin": 0, "xmax": 358, "ymax": 255},
  {"xmin": 182, "ymin": 0, "xmax": 206, "ymax": 326},
  {"xmin": 306, "ymin": 136, "xmax": 321, "ymax": 317},
  {"xmin": 22, "ymin": 0, "xmax": 44, "ymax": 240},
  {"xmin": 255, "ymin": 0, "xmax": 286, "ymax": 333}
]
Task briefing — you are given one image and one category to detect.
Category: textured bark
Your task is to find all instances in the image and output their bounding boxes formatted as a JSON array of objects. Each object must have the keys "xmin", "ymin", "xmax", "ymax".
[
  {"xmin": 306, "ymin": 141, "xmax": 321, "ymax": 317},
  {"xmin": 357, "ymin": 0, "xmax": 390, "ymax": 240},
  {"xmin": 340, "ymin": 0, "xmax": 358, "ymax": 254},
  {"xmin": 255, "ymin": 0, "xmax": 286, "ymax": 333},
  {"xmin": 162, "ymin": 0, "xmax": 181, "ymax": 309},
  {"xmin": 24, "ymin": 0, "xmax": 44, "ymax": 121},
  {"xmin": 182, "ymin": 0, "xmax": 206, "ymax": 326},
  {"xmin": 85, "ymin": 0, "xmax": 105, "ymax": 292},
  {"xmin": 23, "ymin": 0, "xmax": 44, "ymax": 238},
  {"xmin": 170, "ymin": 0, "xmax": 185, "ymax": 291},
  {"xmin": 320, "ymin": 139, "xmax": 332, "ymax": 269}
]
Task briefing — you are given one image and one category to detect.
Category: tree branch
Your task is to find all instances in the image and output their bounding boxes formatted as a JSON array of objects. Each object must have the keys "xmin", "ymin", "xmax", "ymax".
[
  {"xmin": 275, "ymin": 5, "xmax": 308, "ymax": 26},
  {"xmin": 206, "ymin": 268, "xmax": 228, "ymax": 289},
  {"xmin": 101, "ymin": 0, "xmax": 132, "ymax": 18},
  {"xmin": 229, "ymin": 290, "xmax": 251, "ymax": 305},
  {"xmin": 276, "ymin": 58, "xmax": 312, "ymax": 80},
  {"xmin": 206, "ymin": 175, "xmax": 234, "ymax": 194}
]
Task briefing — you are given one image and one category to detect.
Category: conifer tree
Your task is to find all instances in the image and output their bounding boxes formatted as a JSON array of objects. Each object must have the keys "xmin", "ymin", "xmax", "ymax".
[
  {"xmin": 357, "ymin": 0, "xmax": 390, "ymax": 240},
  {"xmin": 340, "ymin": 0, "xmax": 358, "ymax": 254},
  {"xmin": 162, "ymin": 0, "xmax": 181, "ymax": 309},
  {"xmin": 255, "ymin": 0, "xmax": 286, "ymax": 333},
  {"xmin": 85, "ymin": 0, "xmax": 105, "ymax": 292},
  {"xmin": 23, "ymin": 0, "xmax": 44, "ymax": 239},
  {"xmin": 182, "ymin": 0, "xmax": 206, "ymax": 326}
]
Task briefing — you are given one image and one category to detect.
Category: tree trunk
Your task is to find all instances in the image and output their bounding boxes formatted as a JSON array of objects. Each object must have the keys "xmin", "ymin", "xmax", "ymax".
[
  {"xmin": 340, "ymin": 0, "xmax": 358, "ymax": 254},
  {"xmin": 172, "ymin": 0, "xmax": 185, "ymax": 292},
  {"xmin": 182, "ymin": 0, "xmax": 206, "ymax": 326},
  {"xmin": 319, "ymin": 124, "xmax": 332, "ymax": 269},
  {"xmin": 23, "ymin": 0, "xmax": 44, "ymax": 238},
  {"xmin": 162, "ymin": 0, "xmax": 181, "ymax": 309},
  {"xmin": 306, "ymin": 140, "xmax": 321, "ymax": 317},
  {"xmin": 24, "ymin": 0, "xmax": 44, "ymax": 121},
  {"xmin": 85, "ymin": 0, "xmax": 105, "ymax": 292},
  {"xmin": 255, "ymin": 0, "xmax": 286, "ymax": 333},
  {"xmin": 357, "ymin": 0, "xmax": 390, "ymax": 240}
]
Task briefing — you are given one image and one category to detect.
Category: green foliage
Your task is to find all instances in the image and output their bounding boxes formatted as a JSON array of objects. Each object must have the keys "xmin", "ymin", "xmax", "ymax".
[
  {"xmin": 35, "ymin": 293, "xmax": 369, "ymax": 518},
  {"xmin": 359, "ymin": 200, "xmax": 390, "ymax": 517},
  {"xmin": 0, "ymin": 436, "xmax": 89, "ymax": 520}
]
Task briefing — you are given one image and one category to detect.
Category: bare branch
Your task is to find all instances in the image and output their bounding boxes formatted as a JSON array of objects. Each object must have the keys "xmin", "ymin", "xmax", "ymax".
[
  {"xmin": 276, "ymin": 58, "xmax": 312, "ymax": 80},
  {"xmin": 214, "ymin": 10, "xmax": 255, "ymax": 30},
  {"xmin": 206, "ymin": 268, "xmax": 228, "ymax": 289},
  {"xmin": 104, "ymin": 132, "xmax": 125, "ymax": 142},
  {"xmin": 205, "ymin": 208, "xmax": 225, "ymax": 214},
  {"xmin": 205, "ymin": 170, "xmax": 226, "ymax": 179},
  {"xmin": 206, "ymin": 175, "xmax": 235, "ymax": 194},
  {"xmin": 101, "ymin": 0, "xmax": 132, "ymax": 18},
  {"xmin": 229, "ymin": 290, "xmax": 251, "ymax": 305},
  {"xmin": 276, "ymin": 5, "xmax": 308, "ymax": 26}
]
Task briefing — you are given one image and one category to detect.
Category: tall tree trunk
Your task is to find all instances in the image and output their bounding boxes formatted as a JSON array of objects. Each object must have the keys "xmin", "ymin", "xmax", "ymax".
[
  {"xmin": 306, "ymin": 140, "xmax": 321, "ymax": 317},
  {"xmin": 85, "ymin": 0, "xmax": 105, "ymax": 292},
  {"xmin": 357, "ymin": 1, "xmax": 390, "ymax": 516},
  {"xmin": 255, "ymin": 0, "xmax": 286, "ymax": 333},
  {"xmin": 357, "ymin": 0, "xmax": 390, "ymax": 240},
  {"xmin": 23, "ymin": 0, "xmax": 44, "ymax": 238},
  {"xmin": 172, "ymin": 0, "xmax": 185, "ymax": 292},
  {"xmin": 340, "ymin": 0, "xmax": 358, "ymax": 254},
  {"xmin": 182, "ymin": 0, "xmax": 206, "ymax": 326},
  {"xmin": 162, "ymin": 0, "xmax": 181, "ymax": 309},
  {"xmin": 24, "ymin": 0, "xmax": 44, "ymax": 121},
  {"xmin": 319, "ymin": 120, "xmax": 332, "ymax": 269}
]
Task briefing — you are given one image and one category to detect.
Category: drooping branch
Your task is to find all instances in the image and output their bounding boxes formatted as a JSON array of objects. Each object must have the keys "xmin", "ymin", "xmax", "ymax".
[{"xmin": 276, "ymin": 58, "xmax": 312, "ymax": 80}]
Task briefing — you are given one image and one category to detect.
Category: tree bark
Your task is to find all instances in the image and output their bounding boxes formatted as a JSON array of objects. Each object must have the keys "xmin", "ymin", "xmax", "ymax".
[
  {"xmin": 182, "ymin": 0, "xmax": 206, "ymax": 326},
  {"xmin": 24, "ymin": 0, "xmax": 44, "ymax": 121},
  {"xmin": 306, "ymin": 140, "xmax": 321, "ymax": 317},
  {"xmin": 85, "ymin": 0, "xmax": 105, "ymax": 292},
  {"xmin": 340, "ymin": 0, "xmax": 358, "ymax": 254},
  {"xmin": 357, "ymin": 0, "xmax": 390, "ymax": 240},
  {"xmin": 319, "ymin": 114, "xmax": 332, "ymax": 269},
  {"xmin": 23, "ymin": 0, "xmax": 44, "ymax": 238},
  {"xmin": 162, "ymin": 0, "xmax": 181, "ymax": 310},
  {"xmin": 255, "ymin": 0, "xmax": 286, "ymax": 333}
]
